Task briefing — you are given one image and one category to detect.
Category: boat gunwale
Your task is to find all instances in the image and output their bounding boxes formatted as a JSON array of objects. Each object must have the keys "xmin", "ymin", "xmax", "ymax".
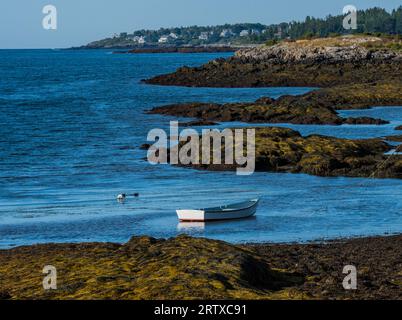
[{"xmin": 203, "ymin": 198, "xmax": 259, "ymax": 214}]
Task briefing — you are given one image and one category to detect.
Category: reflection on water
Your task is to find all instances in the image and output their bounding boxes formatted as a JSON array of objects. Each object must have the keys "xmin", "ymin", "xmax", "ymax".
[
  {"xmin": 1, "ymin": 50, "xmax": 402, "ymax": 248},
  {"xmin": 177, "ymin": 222, "xmax": 206, "ymax": 232},
  {"xmin": 177, "ymin": 216, "xmax": 258, "ymax": 233}
]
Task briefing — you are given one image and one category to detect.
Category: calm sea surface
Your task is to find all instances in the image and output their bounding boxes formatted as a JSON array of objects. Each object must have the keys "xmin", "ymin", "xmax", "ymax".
[{"xmin": 1, "ymin": 49, "xmax": 401, "ymax": 248}]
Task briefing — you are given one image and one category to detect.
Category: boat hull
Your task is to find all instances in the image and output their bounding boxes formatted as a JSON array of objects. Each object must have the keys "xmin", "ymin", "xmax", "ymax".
[{"xmin": 177, "ymin": 199, "xmax": 259, "ymax": 222}]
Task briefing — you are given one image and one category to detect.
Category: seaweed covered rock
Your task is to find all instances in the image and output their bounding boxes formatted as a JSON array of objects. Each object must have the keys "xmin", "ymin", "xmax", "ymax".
[
  {"xmin": 0, "ymin": 235, "xmax": 299, "ymax": 300},
  {"xmin": 305, "ymin": 81, "xmax": 402, "ymax": 110},
  {"xmin": 2, "ymin": 234, "xmax": 402, "ymax": 300},
  {"xmin": 148, "ymin": 100, "xmax": 343, "ymax": 125},
  {"xmin": 171, "ymin": 127, "xmax": 400, "ymax": 178}
]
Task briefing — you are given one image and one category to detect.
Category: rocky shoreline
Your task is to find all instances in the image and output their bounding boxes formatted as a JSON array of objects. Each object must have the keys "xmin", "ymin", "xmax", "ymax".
[
  {"xmin": 144, "ymin": 36, "xmax": 402, "ymax": 88},
  {"xmin": 144, "ymin": 37, "xmax": 402, "ymax": 180},
  {"xmin": 1, "ymin": 234, "xmax": 401, "ymax": 300},
  {"xmin": 146, "ymin": 40, "xmax": 402, "ymax": 127}
]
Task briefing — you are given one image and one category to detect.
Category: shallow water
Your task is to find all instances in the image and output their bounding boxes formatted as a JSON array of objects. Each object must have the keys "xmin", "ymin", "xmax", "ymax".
[{"xmin": 0, "ymin": 49, "xmax": 401, "ymax": 248}]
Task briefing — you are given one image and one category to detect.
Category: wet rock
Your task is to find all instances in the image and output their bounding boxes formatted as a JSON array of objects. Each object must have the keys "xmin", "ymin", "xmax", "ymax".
[
  {"xmin": 343, "ymin": 117, "xmax": 389, "ymax": 125},
  {"xmin": 180, "ymin": 120, "xmax": 218, "ymax": 127},
  {"xmin": 148, "ymin": 87, "xmax": 393, "ymax": 126},
  {"xmin": 395, "ymin": 125, "xmax": 402, "ymax": 130},
  {"xmin": 255, "ymin": 96, "xmax": 276, "ymax": 105},
  {"xmin": 139, "ymin": 143, "xmax": 151, "ymax": 150},
  {"xmin": 383, "ymin": 135, "xmax": 402, "ymax": 142}
]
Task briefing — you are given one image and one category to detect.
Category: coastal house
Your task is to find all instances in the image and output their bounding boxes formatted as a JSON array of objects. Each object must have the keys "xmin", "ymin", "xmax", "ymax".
[
  {"xmin": 132, "ymin": 36, "xmax": 146, "ymax": 43},
  {"xmin": 199, "ymin": 32, "xmax": 209, "ymax": 40},
  {"xmin": 240, "ymin": 30, "xmax": 249, "ymax": 37},
  {"xmin": 220, "ymin": 29, "xmax": 234, "ymax": 37},
  {"xmin": 158, "ymin": 36, "xmax": 169, "ymax": 43},
  {"xmin": 251, "ymin": 29, "xmax": 261, "ymax": 35},
  {"xmin": 158, "ymin": 33, "xmax": 178, "ymax": 43}
]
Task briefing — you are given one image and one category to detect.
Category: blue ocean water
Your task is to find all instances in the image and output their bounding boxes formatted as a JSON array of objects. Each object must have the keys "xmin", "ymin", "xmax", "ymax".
[{"xmin": 0, "ymin": 49, "xmax": 402, "ymax": 248}]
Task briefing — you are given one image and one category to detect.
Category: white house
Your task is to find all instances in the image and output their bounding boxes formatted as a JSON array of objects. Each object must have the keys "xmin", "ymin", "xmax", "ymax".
[
  {"xmin": 240, "ymin": 30, "xmax": 249, "ymax": 37},
  {"xmin": 251, "ymin": 29, "xmax": 260, "ymax": 35},
  {"xmin": 133, "ymin": 36, "xmax": 146, "ymax": 44},
  {"xmin": 220, "ymin": 29, "xmax": 234, "ymax": 37},
  {"xmin": 158, "ymin": 36, "xmax": 169, "ymax": 43},
  {"xmin": 199, "ymin": 32, "xmax": 209, "ymax": 40},
  {"xmin": 169, "ymin": 32, "xmax": 178, "ymax": 39}
]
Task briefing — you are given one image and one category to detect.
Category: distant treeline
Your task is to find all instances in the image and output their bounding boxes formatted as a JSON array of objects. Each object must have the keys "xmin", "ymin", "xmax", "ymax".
[
  {"xmin": 83, "ymin": 7, "xmax": 402, "ymax": 48},
  {"xmin": 286, "ymin": 7, "xmax": 402, "ymax": 39}
]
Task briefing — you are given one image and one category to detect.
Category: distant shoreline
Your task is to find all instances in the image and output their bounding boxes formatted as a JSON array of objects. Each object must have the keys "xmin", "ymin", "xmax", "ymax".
[{"xmin": 111, "ymin": 46, "xmax": 242, "ymax": 54}]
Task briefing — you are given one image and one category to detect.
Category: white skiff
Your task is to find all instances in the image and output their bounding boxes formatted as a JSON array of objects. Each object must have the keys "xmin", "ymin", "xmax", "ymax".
[{"xmin": 177, "ymin": 198, "xmax": 259, "ymax": 222}]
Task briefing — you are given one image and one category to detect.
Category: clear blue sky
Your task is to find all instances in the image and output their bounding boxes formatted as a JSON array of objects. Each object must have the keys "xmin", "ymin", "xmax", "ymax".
[{"xmin": 0, "ymin": 0, "xmax": 400, "ymax": 48}]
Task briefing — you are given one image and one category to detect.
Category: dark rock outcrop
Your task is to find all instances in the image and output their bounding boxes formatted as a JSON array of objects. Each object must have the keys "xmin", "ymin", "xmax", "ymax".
[
  {"xmin": 383, "ymin": 135, "xmax": 402, "ymax": 142},
  {"xmin": 343, "ymin": 117, "xmax": 389, "ymax": 125},
  {"xmin": 148, "ymin": 85, "xmax": 394, "ymax": 125},
  {"xmin": 180, "ymin": 120, "xmax": 219, "ymax": 127},
  {"xmin": 148, "ymin": 101, "xmax": 343, "ymax": 125},
  {"xmin": 139, "ymin": 143, "xmax": 151, "ymax": 150}
]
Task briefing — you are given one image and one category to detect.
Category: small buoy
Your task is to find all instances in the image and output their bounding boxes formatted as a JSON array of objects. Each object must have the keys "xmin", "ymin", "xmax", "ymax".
[
  {"xmin": 117, "ymin": 194, "xmax": 126, "ymax": 202},
  {"xmin": 133, "ymin": 193, "xmax": 139, "ymax": 197}
]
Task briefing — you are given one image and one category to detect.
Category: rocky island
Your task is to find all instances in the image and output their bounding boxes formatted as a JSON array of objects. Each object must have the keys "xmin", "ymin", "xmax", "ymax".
[
  {"xmin": 147, "ymin": 127, "xmax": 401, "ymax": 179},
  {"xmin": 145, "ymin": 36, "xmax": 402, "ymax": 88}
]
